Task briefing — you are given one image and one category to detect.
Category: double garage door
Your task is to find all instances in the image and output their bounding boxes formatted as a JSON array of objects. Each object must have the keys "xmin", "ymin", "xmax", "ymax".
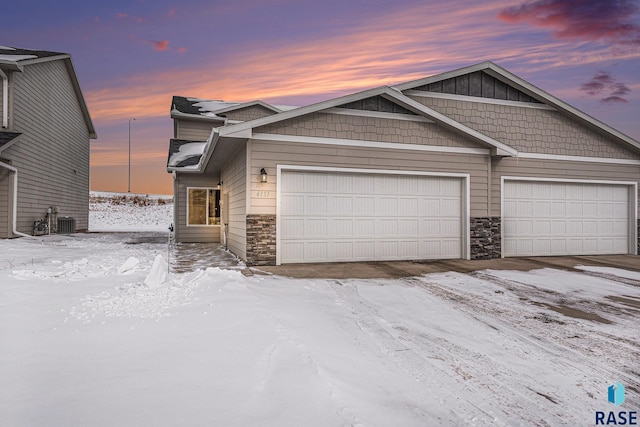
[
  {"xmin": 503, "ymin": 180, "xmax": 632, "ymax": 257},
  {"xmin": 279, "ymin": 170, "xmax": 465, "ymax": 264}
]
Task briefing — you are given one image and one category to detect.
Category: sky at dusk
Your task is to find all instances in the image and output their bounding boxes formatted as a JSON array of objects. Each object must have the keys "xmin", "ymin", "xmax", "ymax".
[{"xmin": 4, "ymin": 0, "xmax": 640, "ymax": 194}]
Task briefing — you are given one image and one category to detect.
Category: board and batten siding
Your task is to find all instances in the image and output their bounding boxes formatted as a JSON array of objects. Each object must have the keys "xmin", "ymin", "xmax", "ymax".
[
  {"xmin": 4, "ymin": 60, "xmax": 90, "ymax": 234},
  {"xmin": 176, "ymin": 119, "xmax": 214, "ymax": 141},
  {"xmin": 220, "ymin": 143, "xmax": 247, "ymax": 259},
  {"xmin": 173, "ymin": 174, "xmax": 221, "ymax": 243},
  {"xmin": 491, "ymin": 157, "xmax": 640, "ymax": 216},
  {"xmin": 248, "ymin": 139, "xmax": 489, "ymax": 217}
]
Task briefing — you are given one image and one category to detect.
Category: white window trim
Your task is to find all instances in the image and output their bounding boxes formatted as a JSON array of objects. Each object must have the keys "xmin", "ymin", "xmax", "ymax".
[
  {"xmin": 276, "ymin": 165, "xmax": 471, "ymax": 265},
  {"xmin": 500, "ymin": 176, "xmax": 638, "ymax": 257},
  {"xmin": 186, "ymin": 186, "xmax": 221, "ymax": 227}
]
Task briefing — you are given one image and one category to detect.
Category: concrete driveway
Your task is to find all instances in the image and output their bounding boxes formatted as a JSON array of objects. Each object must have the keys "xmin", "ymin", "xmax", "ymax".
[{"xmin": 253, "ymin": 255, "xmax": 640, "ymax": 279}]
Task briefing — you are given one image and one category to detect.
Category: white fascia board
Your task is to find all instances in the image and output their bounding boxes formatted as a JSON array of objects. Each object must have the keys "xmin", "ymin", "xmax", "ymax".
[
  {"xmin": 404, "ymin": 90, "xmax": 556, "ymax": 111},
  {"xmin": 381, "ymin": 87, "xmax": 518, "ymax": 156},
  {"xmin": 517, "ymin": 152, "xmax": 640, "ymax": 165}
]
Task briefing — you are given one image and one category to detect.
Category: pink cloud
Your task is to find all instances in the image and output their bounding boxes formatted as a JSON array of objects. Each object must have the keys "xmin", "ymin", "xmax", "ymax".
[
  {"xmin": 116, "ymin": 12, "xmax": 145, "ymax": 23},
  {"xmin": 152, "ymin": 40, "xmax": 170, "ymax": 51},
  {"xmin": 177, "ymin": 47, "xmax": 187, "ymax": 54},
  {"xmin": 499, "ymin": 0, "xmax": 640, "ymax": 45},
  {"xmin": 168, "ymin": 8, "xmax": 176, "ymax": 17}
]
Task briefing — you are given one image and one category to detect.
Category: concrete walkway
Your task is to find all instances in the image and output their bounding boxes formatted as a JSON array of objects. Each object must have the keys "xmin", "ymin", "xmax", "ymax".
[{"xmin": 253, "ymin": 255, "xmax": 640, "ymax": 279}]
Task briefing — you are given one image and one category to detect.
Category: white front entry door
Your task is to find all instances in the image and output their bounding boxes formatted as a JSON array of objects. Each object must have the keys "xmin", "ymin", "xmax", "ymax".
[{"xmin": 279, "ymin": 170, "xmax": 465, "ymax": 264}]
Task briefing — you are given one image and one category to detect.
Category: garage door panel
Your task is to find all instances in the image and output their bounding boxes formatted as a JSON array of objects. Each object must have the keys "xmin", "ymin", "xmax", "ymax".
[
  {"xmin": 504, "ymin": 181, "xmax": 630, "ymax": 256},
  {"xmin": 280, "ymin": 170, "xmax": 464, "ymax": 263}
]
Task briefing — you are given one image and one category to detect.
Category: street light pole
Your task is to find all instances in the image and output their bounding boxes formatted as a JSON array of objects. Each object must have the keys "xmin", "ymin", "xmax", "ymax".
[{"xmin": 128, "ymin": 118, "xmax": 135, "ymax": 192}]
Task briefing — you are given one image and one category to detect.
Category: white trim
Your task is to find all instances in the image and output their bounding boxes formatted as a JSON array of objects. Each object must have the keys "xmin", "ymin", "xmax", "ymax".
[
  {"xmin": 186, "ymin": 187, "xmax": 221, "ymax": 227},
  {"xmin": 323, "ymin": 107, "xmax": 435, "ymax": 123},
  {"xmin": 253, "ymin": 133, "xmax": 490, "ymax": 155},
  {"xmin": 403, "ymin": 90, "xmax": 556, "ymax": 111},
  {"xmin": 500, "ymin": 176, "xmax": 638, "ymax": 257},
  {"xmin": 517, "ymin": 152, "xmax": 640, "ymax": 165},
  {"xmin": 276, "ymin": 164, "xmax": 471, "ymax": 265},
  {"xmin": 245, "ymin": 140, "xmax": 251, "ymax": 215}
]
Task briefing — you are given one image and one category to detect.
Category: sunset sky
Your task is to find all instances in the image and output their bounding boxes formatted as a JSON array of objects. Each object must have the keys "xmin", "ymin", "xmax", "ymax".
[{"xmin": 4, "ymin": 0, "xmax": 640, "ymax": 194}]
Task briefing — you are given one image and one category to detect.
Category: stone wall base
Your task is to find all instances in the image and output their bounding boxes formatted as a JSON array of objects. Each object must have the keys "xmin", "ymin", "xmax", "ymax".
[
  {"xmin": 246, "ymin": 214, "xmax": 276, "ymax": 266},
  {"xmin": 470, "ymin": 217, "xmax": 501, "ymax": 260}
]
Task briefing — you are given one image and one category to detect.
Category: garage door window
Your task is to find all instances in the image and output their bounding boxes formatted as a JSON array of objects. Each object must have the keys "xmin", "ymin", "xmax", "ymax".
[{"xmin": 187, "ymin": 188, "xmax": 220, "ymax": 226}]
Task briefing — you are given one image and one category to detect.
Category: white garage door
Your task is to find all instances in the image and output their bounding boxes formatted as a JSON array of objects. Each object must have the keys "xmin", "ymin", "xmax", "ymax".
[
  {"xmin": 279, "ymin": 170, "xmax": 464, "ymax": 264},
  {"xmin": 503, "ymin": 180, "xmax": 630, "ymax": 256}
]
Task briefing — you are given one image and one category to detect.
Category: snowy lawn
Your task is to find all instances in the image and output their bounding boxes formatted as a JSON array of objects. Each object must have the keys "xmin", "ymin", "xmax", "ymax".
[
  {"xmin": 1, "ymin": 232, "xmax": 639, "ymax": 426},
  {"xmin": 89, "ymin": 191, "xmax": 173, "ymax": 232}
]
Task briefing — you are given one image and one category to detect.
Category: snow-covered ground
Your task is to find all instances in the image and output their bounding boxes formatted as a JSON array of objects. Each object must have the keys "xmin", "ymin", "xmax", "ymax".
[
  {"xmin": 89, "ymin": 191, "xmax": 173, "ymax": 232},
  {"xmin": 1, "ymin": 196, "xmax": 639, "ymax": 426}
]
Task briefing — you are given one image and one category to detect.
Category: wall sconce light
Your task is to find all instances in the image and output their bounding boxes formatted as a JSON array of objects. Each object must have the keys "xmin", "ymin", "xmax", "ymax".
[
  {"xmin": 216, "ymin": 181, "xmax": 222, "ymax": 190},
  {"xmin": 260, "ymin": 168, "xmax": 268, "ymax": 183}
]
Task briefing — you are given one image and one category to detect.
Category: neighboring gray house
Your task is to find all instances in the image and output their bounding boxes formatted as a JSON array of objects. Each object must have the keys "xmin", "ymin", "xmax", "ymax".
[
  {"xmin": 167, "ymin": 62, "xmax": 640, "ymax": 265},
  {"xmin": 0, "ymin": 46, "xmax": 96, "ymax": 238}
]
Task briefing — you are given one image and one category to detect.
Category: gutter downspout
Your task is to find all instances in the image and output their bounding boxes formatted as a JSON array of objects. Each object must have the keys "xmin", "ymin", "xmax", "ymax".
[
  {"xmin": 0, "ymin": 69, "xmax": 8, "ymax": 128},
  {"xmin": 0, "ymin": 161, "xmax": 35, "ymax": 238}
]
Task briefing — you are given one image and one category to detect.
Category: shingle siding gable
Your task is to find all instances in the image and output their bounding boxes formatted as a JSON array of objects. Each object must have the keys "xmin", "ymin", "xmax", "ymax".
[{"xmin": 410, "ymin": 95, "xmax": 639, "ymax": 159}]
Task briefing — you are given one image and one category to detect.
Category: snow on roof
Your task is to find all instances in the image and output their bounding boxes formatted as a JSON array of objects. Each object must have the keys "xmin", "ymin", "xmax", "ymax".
[
  {"xmin": 167, "ymin": 139, "xmax": 207, "ymax": 168},
  {"xmin": 0, "ymin": 46, "xmax": 66, "ymax": 63},
  {"xmin": 190, "ymin": 99, "xmax": 239, "ymax": 116}
]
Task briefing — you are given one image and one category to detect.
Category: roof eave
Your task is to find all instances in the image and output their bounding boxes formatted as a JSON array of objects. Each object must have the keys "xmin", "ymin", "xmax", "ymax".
[{"xmin": 170, "ymin": 109, "xmax": 227, "ymax": 123}]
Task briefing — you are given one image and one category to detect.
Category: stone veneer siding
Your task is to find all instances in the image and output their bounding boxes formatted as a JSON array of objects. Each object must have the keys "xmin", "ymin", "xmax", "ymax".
[
  {"xmin": 246, "ymin": 214, "xmax": 276, "ymax": 266},
  {"xmin": 470, "ymin": 217, "xmax": 501, "ymax": 260}
]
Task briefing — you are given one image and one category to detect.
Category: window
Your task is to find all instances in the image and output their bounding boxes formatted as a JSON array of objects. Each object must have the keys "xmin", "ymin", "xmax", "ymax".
[{"xmin": 187, "ymin": 187, "xmax": 220, "ymax": 225}]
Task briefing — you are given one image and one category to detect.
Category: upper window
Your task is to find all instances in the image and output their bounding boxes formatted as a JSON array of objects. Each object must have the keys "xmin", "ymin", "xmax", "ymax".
[{"xmin": 187, "ymin": 187, "xmax": 220, "ymax": 226}]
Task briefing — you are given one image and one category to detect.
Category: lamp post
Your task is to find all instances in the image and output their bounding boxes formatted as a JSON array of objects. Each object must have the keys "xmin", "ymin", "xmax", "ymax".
[{"xmin": 128, "ymin": 118, "xmax": 135, "ymax": 192}]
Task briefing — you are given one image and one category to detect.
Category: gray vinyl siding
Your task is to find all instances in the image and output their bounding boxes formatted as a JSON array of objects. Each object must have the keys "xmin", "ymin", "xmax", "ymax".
[
  {"xmin": 0, "ymin": 167, "xmax": 10, "ymax": 238},
  {"xmin": 249, "ymin": 139, "xmax": 490, "ymax": 217},
  {"xmin": 4, "ymin": 60, "xmax": 90, "ymax": 235},
  {"xmin": 0, "ymin": 81, "xmax": 4, "ymax": 126},
  {"xmin": 409, "ymin": 95, "xmax": 638, "ymax": 159},
  {"xmin": 173, "ymin": 173, "xmax": 221, "ymax": 243},
  {"xmin": 491, "ymin": 157, "xmax": 640, "ymax": 215},
  {"xmin": 220, "ymin": 143, "xmax": 247, "ymax": 259},
  {"xmin": 176, "ymin": 119, "xmax": 214, "ymax": 141}
]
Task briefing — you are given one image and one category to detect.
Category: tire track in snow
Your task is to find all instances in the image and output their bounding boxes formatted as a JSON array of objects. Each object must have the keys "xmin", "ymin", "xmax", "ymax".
[{"xmin": 329, "ymin": 280, "xmax": 514, "ymax": 426}]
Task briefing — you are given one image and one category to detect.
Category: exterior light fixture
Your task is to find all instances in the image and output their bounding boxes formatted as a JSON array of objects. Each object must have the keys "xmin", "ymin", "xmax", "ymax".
[
  {"xmin": 260, "ymin": 168, "xmax": 268, "ymax": 183},
  {"xmin": 216, "ymin": 181, "xmax": 222, "ymax": 190}
]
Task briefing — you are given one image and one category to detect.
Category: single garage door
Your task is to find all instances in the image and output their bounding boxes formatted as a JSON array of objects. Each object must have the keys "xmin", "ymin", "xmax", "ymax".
[
  {"xmin": 503, "ymin": 180, "xmax": 630, "ymax": 256},
  {"xmin": 279, "ymin": 170, "xmax": 464, "ymax": 263}
]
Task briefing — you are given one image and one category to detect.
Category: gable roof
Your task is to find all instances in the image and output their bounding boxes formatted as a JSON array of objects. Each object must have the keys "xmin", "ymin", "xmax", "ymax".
[
  {"xmin": 218, "ymin": 85, "xmax": 516, "ymax": 156},
  {"xmin": 0, "ymin": 46, "xmax": 96, "ymax": 139},
  {"xmin": 170, "ymin": 96, "xmax": 288, "ymax": 122},
  {"xmin": 395, "ymin": 61, "xmax": 640, "ymax": 153}
]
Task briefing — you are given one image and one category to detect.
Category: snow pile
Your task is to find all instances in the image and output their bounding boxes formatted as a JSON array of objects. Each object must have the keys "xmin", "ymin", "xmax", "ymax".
[
  {"xmin": 167, "ymin": 141, "xmax": 206, "ymax": 167},
  {"xmin": 89, "ymin": 191, "xmax": 173, "ymax": 232}
]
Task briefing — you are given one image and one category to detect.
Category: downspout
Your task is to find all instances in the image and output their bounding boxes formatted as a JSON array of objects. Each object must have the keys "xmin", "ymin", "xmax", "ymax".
[
  {"xmin": 0, "ymin": 161, "xmax": 35, "ymax": 238},
  {"xmin": 0, "ymin": 69, "xmax": 8, "ymax": 128}
]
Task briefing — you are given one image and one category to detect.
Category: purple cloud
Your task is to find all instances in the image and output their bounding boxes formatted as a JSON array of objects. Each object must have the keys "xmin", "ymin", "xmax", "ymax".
[
  {"xmin": 499, "ymin": 0, "xmax": 640, "ymax": 46},
  {"xmin": 579, "ymin": 71, "xmax": 632, "ymax": 103}
]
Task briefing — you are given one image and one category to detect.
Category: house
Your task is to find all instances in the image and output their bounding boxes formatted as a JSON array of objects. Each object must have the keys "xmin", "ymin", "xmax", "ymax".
[
  {"xmin": 167, "ymin": 62, "xmax": 640, "ymax": 265},
  {"xmin": 0, "ymin": 46, "xmax": 96, "ymax": 238}
]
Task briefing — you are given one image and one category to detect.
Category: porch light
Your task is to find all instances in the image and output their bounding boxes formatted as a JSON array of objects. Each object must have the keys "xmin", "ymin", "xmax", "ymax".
[{"xmin": 260, "ymin": 168, "xmax": 268, "ymax": 183}]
